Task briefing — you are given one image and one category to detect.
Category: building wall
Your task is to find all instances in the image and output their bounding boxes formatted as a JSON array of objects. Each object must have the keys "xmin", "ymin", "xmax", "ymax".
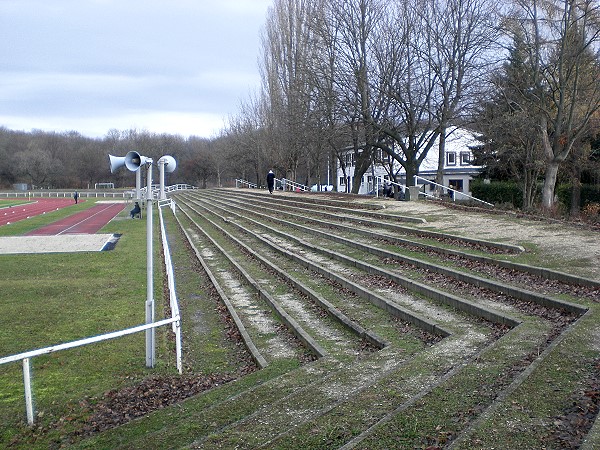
[{"xmin": 336, "ymin": 128, "xmax": 482, "ymax": 198}]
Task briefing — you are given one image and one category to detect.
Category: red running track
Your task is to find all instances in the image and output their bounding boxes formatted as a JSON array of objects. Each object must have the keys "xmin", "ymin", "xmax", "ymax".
[
  {"xmin": 26, "ymin": 202, "xmax": 126, "ymax": 236},
  {"xmin": 0, "ymin": 198, "xmax": 76, "ymax": 226}
]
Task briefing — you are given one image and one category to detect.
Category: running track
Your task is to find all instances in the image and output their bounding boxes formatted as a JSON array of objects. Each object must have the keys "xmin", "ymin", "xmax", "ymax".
[
  {"xmin": 26, "ymin": 202, "xmax": 126, "ymax": 235},
  {"xmin": 0, "ymin": 198, "xmax": 75, "ymax": 226}
]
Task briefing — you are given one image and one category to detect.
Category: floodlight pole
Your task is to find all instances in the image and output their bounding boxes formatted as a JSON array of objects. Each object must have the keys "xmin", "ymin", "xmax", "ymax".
[{"xmin": 145, "ymin": 159, "xmax": 155, "ymax": 368}]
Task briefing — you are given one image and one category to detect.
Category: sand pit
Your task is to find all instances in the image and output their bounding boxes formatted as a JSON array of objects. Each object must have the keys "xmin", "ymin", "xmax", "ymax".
[{"xmin": 0, "ymin": 234, "xmax": 120, "ymax": 255}]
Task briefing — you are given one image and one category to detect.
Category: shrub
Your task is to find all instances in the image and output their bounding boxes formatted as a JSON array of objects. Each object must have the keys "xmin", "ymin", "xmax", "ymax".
[
  {"xmin": 582, "ymin": 202, "xmax": 600, "ymax": 223},
  {"xmin": 555, "ymin": 184, "xmax": 600, "ymax": 212},
  {"xmin": 471, "ymin": 180, "xmax": 523, "ymax": 208}
]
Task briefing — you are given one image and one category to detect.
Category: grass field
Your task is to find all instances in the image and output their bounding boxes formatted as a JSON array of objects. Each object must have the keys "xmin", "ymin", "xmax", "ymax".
[{"xmin": 0, "ymin": 201, "xmax": 175, "ymax": 448}]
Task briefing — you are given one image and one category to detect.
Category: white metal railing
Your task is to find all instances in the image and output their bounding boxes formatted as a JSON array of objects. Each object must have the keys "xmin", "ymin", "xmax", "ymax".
[
  {"xmin": 235, "ymin": 179, "xmax": 258, "ymax": 189},
  {"xmin": 0, "ymin": 203, "xmax": 183, "ymax": 425},
  {"xmin": 0, "ymin": 191, "xmax": 135, "ymax": 199},
  {"xmin": 373, "ymin": 175, "xmax": 406, "ymax": 198},
  {"xmin": 0, "ymin": 318, "xmax": 181, "ymax": 425},
  {"xmin": 279, "ymin": 178, "xmax": 309, "ymax": 192},
  {"xmin": 0, "ymin": 185, "xmax": 197, "ymax": 200},
  {"xmin": 158, "ymin": 198, "xmax": 176, "ymax": 214},
  {"xmin": 158, "ymin": 199, "xmax": 182, "ymax": 372},
  {"xmin": 413, "ymin": 175, "xmax": 494, "ymax": 207}
]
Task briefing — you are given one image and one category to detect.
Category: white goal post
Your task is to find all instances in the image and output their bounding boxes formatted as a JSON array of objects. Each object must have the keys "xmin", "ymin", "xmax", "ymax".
[{"xmin": 94, "ymin": 182, "xmax": 115, "ymax": 189}]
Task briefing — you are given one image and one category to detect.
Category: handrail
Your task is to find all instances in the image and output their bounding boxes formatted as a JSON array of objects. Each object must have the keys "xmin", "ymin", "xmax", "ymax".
[
  {"xmin": 373, "ymin": 175, "xmax": 406, "ymax": 198},
  {"xmin": 235, "ymin": 179, "xmax": 258, "ymax": 189},
  {"xmin": 0, "ymin": 318, "xmax": 178, "ymax": 366},
  {"xmin": 0, "ymin": 317, "xmax": 180, "ymax": 425},
  {"xmin": 413, "ymin": 175, "xmax": 494, "ymax": 207},
  {"xmin": 279, "ymin": 178, "xmax": 309, "ymax": 192},
  {"xmin": 158, "ymin": 199, "xmax": 182, "ymax": 372}
]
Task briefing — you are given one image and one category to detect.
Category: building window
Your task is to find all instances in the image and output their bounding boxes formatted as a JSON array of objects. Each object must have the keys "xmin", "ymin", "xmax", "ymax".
[
  {"xmin": 339, "ymin": 176, "xmax": 346, "ymax": 186},
  {"xmin": 446, "ymin": 152, "xmax": 456, "ymax": 166},
  {"xmin": 460, "ymin": 152, "xmax": 471, "ymax": 165}
]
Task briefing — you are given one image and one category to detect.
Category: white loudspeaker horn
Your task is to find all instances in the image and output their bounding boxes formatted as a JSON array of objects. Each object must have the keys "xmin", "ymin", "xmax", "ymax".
[
  {"xmin": 125, "ymin": 151, "xmax": 149, "ymax": 172},
  {"xmin": 158, "ymin": 155, "xmax": 177, "ymax": 173},
  {"xmin": 109, "ymin": 154, "xmax": 127, "ymax": 173}
]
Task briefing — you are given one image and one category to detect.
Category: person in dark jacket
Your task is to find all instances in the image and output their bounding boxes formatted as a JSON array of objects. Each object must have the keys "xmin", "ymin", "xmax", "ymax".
[
  {"xmin": 130, "ymin": 201, "xmax": 141, "ymax": 218},
  {"xmin": 267, "ymin": 170, "xmax": 275, "ymax": 194}
]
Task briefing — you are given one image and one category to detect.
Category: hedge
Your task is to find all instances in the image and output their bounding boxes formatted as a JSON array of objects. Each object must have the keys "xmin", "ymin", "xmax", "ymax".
[
  {"xmin": 471, "ymin": 180, "xmax": 600, "ymax": 210},
  {"xmin": 471, "ymin": 180, "xmax": 523, "ymax": 208}
]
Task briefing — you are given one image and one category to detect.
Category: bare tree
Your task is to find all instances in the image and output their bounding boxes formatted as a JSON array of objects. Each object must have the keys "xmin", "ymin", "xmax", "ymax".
[
  {"xmin": 508, "ymin": 0, "xmax": 600, "ymax": 209},
  {"xmin": 14, "ymin": 148, "xmax": 61, "ymax": 188},
  {"xmin": 370, "ymin": 0, "xmax": 440, "ymax": 186},
  {"xmin": 425, "ymin": 0, "xmax": 500, "ymax": 190},
  {"xmin": 260, "ymin": 0, "xmax": 319, "ymax": 183},
  {"xmin": 314, "ymin": 0, "xmax": 387, "ymax": 193}
]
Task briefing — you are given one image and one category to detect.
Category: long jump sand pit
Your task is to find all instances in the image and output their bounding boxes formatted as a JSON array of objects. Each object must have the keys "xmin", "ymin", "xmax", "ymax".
[{"xmin": 0, "ymin": 234, "xmax": 120, "ymax": 255}]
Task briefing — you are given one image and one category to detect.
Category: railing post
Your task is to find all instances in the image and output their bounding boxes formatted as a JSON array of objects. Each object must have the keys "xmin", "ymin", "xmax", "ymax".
[
  {"xmin": 175, "ymin": 320, "xmax": 182, "ymax": 374},
  {"xmin": 23, "ymin": 358, "xmax": 34, "ymax": 425}
]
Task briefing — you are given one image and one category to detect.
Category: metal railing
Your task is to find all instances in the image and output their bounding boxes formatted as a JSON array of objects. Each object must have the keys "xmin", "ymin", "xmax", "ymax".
[
  {"xmin": 0, "ymin": 184, "xmax": 197, "ymax": 200},
  {"xmin": 0, "ymin": 202, "xmax": 183, "ymax": 425},
  {"xmin": 413, "ymin": 175, "xmax": 494, "ymax": 207},
  {"xmin": 279, "ymin": 178, "xmax": 309, "ymax": 192},
  {"xmin": 235, "ymin": 179, "xmax": 258, "ymax": 189},
  {"xmin": 0, "ymin": 191, "xmax": 135, "ymax": 199},
  {"xmin": 158, "ymin": 198, "xmax": 182, "ymax": 372},
  {"xmin": 373, "ymin": 175, "xmax": 406, "ymax": 198}
]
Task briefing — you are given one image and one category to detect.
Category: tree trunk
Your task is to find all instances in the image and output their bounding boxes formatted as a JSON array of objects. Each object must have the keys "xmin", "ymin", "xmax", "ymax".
[
  {"xmin": 570, "ymin": 164, "xmax": 581, "ymax": 217},
  {"xmin": 435, "ymin": 127, "xmax": 447, "ymax": 194},
  {"xmin": 541, "ymin": 161, "xmax": 559, "ymax": 209},
  {"xmin": 405, "ymin": 164, "xmax": 417, "ymax": 188}
]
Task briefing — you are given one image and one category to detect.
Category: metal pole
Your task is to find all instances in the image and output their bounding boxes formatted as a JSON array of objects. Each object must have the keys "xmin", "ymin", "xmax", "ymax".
[
  {"xmin": 145, "ymin": 161, "xmax": 155, "ymax": 368},
  {"xmin": 136, "ymin": 168, "xmax": 141, "ymax": 201},
  {"xmin": 159, "ymin": 160, "xmax": 166, "ymax": 200},
  {"xmin": 23, "ymin": 358, "xmax": 34, "ymax": 425}
]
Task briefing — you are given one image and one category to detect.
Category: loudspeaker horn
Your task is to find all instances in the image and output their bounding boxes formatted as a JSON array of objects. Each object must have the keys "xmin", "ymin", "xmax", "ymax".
[
  {"xmin": 109, "ymin": 154, "xmax": 127, "ymax": 173},
  {"xmin": 158, "ymin": 155, "xmax": 177, "ymax": 173},
  {"xmin": 125, "ymin": 151, "xmax": 149, "ymax": 172}
]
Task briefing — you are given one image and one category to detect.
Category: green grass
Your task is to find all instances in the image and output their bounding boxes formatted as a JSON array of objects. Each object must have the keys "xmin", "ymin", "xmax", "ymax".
[
  {"xmin": 0, "ymin": 202, "xmax": 174, "ymax": 448},
  {"xmin": 0, "ymin": 199, "xmax": 32, "ymax": 209}
]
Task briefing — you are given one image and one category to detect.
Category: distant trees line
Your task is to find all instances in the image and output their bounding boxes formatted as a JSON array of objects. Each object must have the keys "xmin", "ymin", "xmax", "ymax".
[
  {"xmin": 1, "ymin": 0, "xmax": 599, "ymax": 216},
  {"xmin": 0, "ymin": 127, "xmax": 231, "ymax": 190}
]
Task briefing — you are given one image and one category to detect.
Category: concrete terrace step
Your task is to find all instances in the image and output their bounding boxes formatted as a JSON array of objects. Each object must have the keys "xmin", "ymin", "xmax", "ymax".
[{"xmin": 75, "ymin": 188, "xmax": 599, "ymax": 448}]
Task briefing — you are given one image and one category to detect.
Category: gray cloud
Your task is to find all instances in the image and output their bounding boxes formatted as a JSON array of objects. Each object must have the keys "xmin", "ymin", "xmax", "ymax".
[{"xmin": 0, "ymin": 0, "xmax": 270, "ymax": 137}]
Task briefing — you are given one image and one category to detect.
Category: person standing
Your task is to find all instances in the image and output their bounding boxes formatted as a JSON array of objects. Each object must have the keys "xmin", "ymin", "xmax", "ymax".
[
  {"xmin": 73, "ymin": 191, "xmax": 79, "ymax": 204},
  {"xmin": 267, "ymin": 169, "xmax": 275, "ymax": 194}
]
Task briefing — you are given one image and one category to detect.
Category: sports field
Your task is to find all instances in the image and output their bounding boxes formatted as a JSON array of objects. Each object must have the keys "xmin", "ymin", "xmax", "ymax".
[
  {"xmin": 1, "ymin": 191, "xmax": 599, "ymax": 449},
  {"xmin": 0, "ymin": 198, "xmax": 166, "ymax": 449}
]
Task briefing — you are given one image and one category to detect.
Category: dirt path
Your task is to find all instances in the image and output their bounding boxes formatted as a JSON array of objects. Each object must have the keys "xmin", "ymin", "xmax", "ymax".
[{"xmin": 374, "ymin": 199, "xmax": 600, "ymax": 281}]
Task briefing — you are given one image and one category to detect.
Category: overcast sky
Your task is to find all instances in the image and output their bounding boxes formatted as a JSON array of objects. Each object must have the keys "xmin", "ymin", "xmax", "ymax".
[{"xmin": 0, "ymin": 0, "xmax": 272, "ymax": 139}]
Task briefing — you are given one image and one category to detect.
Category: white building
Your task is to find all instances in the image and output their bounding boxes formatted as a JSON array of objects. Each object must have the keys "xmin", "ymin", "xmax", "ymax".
[{"xmin": 336, "ymin": 127, "xmax": 483, "ymax": 199}]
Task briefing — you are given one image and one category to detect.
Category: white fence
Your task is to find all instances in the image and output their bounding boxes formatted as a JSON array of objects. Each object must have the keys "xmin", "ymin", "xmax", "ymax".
[
  {"xmin": 0, "ymin": 191, "xmax": 135, "ymax": 199},
  {"xmin": 0, "ymin": 184, "xmax": 198, "ymax": 200},
  {"xmin": 0, "ymin": 199, "xmax": 183, "ymax": 425}
]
